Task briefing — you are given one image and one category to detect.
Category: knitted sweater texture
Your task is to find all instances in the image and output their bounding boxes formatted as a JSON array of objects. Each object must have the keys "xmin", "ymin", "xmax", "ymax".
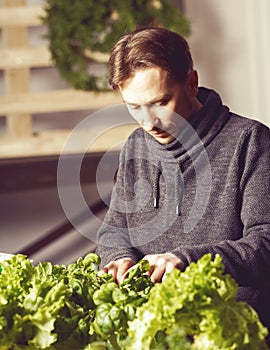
[{"xmin": 96, "ymin": 87, "xmax": 270, "ymax": 331}]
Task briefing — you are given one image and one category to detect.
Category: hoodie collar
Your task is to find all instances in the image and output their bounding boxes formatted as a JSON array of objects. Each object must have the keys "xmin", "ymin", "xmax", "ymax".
[
  {"xmin": 144, "ymin": 87, "xmax": 229, "ymax": 214},
  {"xmin": 143, "ymin": 87, "xmax": 230, "ymax": 163}
]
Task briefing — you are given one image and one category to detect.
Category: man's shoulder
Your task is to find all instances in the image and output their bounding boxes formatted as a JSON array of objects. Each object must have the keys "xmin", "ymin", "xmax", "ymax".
[
  {"xmin": 128, "ymin": 126, "xmax": 145, "ymax": 138},
  {"xmin": 228, "ymin": 112, "xmax": 269, "ymax": 134},
  {"xmin": 225, "ymin": 113, "xmax": 270, "ymax": 152},
  {"xmin": 120, "ymin": 126, "xmax": 147, "ymax": 155},
  {"xmin": 123, "ymin": 126, "xmax": 146, "ymax": 147}
]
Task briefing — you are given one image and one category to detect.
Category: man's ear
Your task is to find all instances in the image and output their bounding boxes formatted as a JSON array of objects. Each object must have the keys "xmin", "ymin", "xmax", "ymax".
[{"xmin": 186, "ymin": 70, "xmax": 199, "ymax": 97}]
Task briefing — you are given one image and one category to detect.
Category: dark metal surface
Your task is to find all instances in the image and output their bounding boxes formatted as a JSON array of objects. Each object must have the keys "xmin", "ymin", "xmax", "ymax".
[
  {"xmin": 1, "ymin": 151, "xmax": 119, "ymax": 255},
  {"xmin": 17, "ymin": 195, "xmax": 110, "ymax": 256},
  {"xmin": 0, "ymin": 151, "xmax": 120, "ymax": 191}
]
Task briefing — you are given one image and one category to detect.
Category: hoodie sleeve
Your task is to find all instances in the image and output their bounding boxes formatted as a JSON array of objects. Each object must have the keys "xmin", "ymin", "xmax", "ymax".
[
  {"xmin": 95, "ymin": 142, "xmax": 142, "ymax": 267},
  {"xmin": 171, "ymin": 122, "xmax": 270, "ymax": 287}
]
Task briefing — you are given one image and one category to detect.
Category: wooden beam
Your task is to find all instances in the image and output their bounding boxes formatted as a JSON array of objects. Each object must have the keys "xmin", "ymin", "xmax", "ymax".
[
  {"xmin": 0, "ymin": 125, "xmax": 138, "ymax": 158},
  {"xmin": 0, "ymin": 1, "xmax": 115, "ymax": 148},
  {"xmin": 0, "ymin": 5, "xmax": 45, "ymax": 27},
  {"xmin": 0, "ymin": 89, "xmax": 123, "ymax": 115},
  {"xmin": 0, "ymin": 46, "xmax": 52, "ymax": 69},
  {"xmin": 3, "ymin": 0, "xmax": 33, "ymax": 137},
  {"xmin": 0, "ymin": 47, "xmax": 109, "ymax": 69}
]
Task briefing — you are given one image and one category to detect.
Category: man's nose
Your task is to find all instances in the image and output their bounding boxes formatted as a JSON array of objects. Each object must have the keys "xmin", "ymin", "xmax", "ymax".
[{"xmin": 140, "ymin": 104, "xmax": 159, "ymax": 127}]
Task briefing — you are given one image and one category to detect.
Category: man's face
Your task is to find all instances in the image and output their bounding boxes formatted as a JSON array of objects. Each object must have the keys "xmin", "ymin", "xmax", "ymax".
[{"xmin": 120, "ymin": 67, "xmax": 194, "ymax": 144}]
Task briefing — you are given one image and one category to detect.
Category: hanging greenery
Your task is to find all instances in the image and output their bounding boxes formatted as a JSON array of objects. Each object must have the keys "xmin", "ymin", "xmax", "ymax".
[{"xmin": 42, "ymin": 0, "xmax": 191, "ymax": 91}]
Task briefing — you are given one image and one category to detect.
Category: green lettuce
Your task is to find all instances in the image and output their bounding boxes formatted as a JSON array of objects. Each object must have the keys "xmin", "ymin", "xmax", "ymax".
[
  {"xmin": 0, "ymin": 253, "xmax": 110, "ymax": 349},
  {"xmin": 126, "ymin": 254, "xmax": 268, "ymax": 350},
  {"xmin": 0, "ymin": 254, "xmax": 152, "ymax": 349},
  {"xmin": 0, "ymin": 253, "xmax": 268, "ymax": 349}
]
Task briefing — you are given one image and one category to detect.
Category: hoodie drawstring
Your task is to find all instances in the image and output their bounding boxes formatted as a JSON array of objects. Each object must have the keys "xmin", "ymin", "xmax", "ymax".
[
  {"xmin": 153, "ymin": 162, "xmax": 184, "ymax": 215},
  {"xmin": 153, "ymin": 161, "xmax": 161, "ymax": 208},
  {"xmin": 175, "ymin": 165, "xmax": 184, "ymax": 215}
]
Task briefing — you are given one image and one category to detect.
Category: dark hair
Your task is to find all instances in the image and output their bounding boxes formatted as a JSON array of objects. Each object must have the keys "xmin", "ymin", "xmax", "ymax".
[{"xmin": 109, "ymin": 26, "xmax": 193, "ymax": 90}]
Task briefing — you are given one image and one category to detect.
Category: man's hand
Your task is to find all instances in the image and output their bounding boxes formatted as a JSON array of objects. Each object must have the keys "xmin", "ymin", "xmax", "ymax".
[
  {"xmin": 99, "ymin": 258, "xmax": 136, "ymax": 284},
  {"xmin": 142, "ymin": 253, "xmax": 184, "ymax": 283}
]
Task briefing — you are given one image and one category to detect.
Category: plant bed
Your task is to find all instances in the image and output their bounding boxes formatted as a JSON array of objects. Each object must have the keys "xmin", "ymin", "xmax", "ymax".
[{"xmin": 0, "ymin": 253, "xmax": 268, "ymax": 349}]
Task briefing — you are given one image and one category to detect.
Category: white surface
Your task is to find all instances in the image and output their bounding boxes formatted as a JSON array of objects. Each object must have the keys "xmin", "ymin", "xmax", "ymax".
[
  {"xmin": 0, "ymin": 252, "xmax": 14, "ymax": 262},
  {"xmin": 185, "ymin": 0, "xmax": 270, "ymax": 125},
  {"xmin": 0, "ymin": 185, "xmax": 103, "ymax": 265}
]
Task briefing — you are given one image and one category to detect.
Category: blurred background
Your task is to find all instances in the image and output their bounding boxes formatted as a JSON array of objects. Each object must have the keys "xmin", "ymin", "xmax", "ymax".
[{"xmin": 0, "ymin": 0, "xmax": 269, "ymax": 265}]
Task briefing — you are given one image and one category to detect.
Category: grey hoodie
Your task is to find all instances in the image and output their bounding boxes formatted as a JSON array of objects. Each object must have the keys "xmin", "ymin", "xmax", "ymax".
[{"xmin": 96, "ymin": 87, "xmax": 270, "ymax": 334}]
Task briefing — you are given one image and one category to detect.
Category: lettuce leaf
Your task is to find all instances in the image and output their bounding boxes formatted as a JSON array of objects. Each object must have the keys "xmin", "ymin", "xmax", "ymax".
[
  {"xmin": 0, "ymin": 253, "xmax": 112, "ymax": 349},
  {"xmin": 0, "ymin": 253, "xmax": 152, "ymax": 349},
  {"xmin": 0, "ymin": 253, "xmax": 268, "ymax": 349},
  {"xmin": 126, "ymin": 254, "xmax": 268, "ymax": 350}
]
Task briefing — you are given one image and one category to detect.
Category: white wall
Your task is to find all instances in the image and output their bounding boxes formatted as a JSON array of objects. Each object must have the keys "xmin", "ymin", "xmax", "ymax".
[
  {"xmin": 1, "ymin": 1, "xmax": 269, "ymax": 264},
  {"xmin": 184, "ymin": 0, "xmax": 270, "ymax": 125},
  {"xmin": 1, "ymin": 1, "xmax": 269, "ymax": 126}
]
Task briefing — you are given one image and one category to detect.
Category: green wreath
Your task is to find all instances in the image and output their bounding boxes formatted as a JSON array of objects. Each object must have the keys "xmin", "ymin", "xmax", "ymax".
[{"xmin": 42, "ymin": 0, "xmax": 191, "ymax": 91}]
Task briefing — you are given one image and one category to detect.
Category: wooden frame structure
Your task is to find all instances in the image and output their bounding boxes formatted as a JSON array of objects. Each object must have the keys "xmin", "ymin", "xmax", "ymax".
[
  {"xmin": 0, "ymin": 0, "xmax": 135, "ymax": 159},
  {"xmin": 0, "ymin": 1, "xmax": 138, "ymax": 257}
]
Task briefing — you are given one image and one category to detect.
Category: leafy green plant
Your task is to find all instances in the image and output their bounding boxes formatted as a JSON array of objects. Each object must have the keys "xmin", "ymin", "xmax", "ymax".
[
  {"xmin": 0, "ymin": 254, "xmax": 152, "ymax": 349},
  {"xmin": 0, "ymin": 253, "xmax": 268, "ymax": 349},
  {"xmin": 126, "ymin": 254, "xmax": 269, "ymax": 350},
  {"xmin": 41, "ymin": 0, "xmax": 191, "ymax": 90}
]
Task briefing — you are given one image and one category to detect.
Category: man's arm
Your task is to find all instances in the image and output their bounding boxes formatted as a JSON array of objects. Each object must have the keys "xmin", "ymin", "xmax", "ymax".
[
  {"xmin": 95, "ymin": 138, "xmax": 143, "ymax": 269},
  {"xmin": 171, "ymin": 123, "xmax": 270, "ymax": 286}
]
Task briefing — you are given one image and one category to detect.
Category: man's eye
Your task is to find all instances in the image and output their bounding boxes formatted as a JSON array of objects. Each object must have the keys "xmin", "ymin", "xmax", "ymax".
[
  {"xmin": 157, "ymin": 100, "xmax": 169, "ymax": 107},
  {"xmin": 128, "ymin": 104, "xmax": 141, "ymax": 110}
]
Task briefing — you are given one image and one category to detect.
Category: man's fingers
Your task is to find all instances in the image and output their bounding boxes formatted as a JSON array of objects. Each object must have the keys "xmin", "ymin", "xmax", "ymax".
[
  {"xmin": 105, "ymin": 265, "xmax": 118, "ymax": 281},
  {"xmin": 119, "ymin": 266, "xmax": 133, "ymax": 283},
  {"xmin": 116, "ymin": 260, "xmax": 136, "ymax": 284},
  {"xmin": 161, "ymin": 262, "xmax": 175, "ymax": 281},
  {"xmin": 97, "ymin": 267, "xmax": 108, "ymax": 276},
  {"xmin": 149, "ymin": 265, "xmax": 165, "ymax": 283},
  {"xmin": 143, "ymin": 253, "xmax": 184, "ymax": 282},
  {"xmin": 120, "ymin": 263, "xmax": 140, "ymax": 283},
  {"xmin": 99, "ymin": 258, "xmax": 136, "ymax": 284},
  {"xmin": 148, "ymin": 261, "xmax": 175, "ymax": 283},
  {"xmin": 98, "ymin": 254, "xmax": 182, "ymax": 284}
]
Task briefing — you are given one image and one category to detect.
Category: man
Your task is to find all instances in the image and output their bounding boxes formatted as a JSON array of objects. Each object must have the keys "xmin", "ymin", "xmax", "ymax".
[{"xmin": 95, "ymin": 26, "xmax": 270, "ymax": 337}]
